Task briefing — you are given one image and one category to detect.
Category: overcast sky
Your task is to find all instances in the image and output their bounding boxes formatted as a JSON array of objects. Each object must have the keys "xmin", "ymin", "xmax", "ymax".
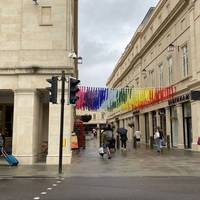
[{"xmin": 78, "ymin": 0, "xmax": 159, "ymax": 87}]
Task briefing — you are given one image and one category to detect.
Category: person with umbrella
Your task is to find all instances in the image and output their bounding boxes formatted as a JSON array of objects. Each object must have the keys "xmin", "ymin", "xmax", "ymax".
[{"xmin": 117, "ymin": 128, "xmax": 128, "ymax": 150}]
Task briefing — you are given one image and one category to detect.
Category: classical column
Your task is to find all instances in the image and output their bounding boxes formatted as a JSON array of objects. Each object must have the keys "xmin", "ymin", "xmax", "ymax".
[
  {"xmin": 139, "ymin": 114, "xmax": 145, "ymax": 143},
  {"xmin": 12, "ymin": 89, "xmax": 41, "ymax": 164},
  {"xmin": 165, "ymin": 107, "xmax": 171, "ymax": 148},
  {"xmin": 148, "ymin": 112, "xmax": 153, "ymax": 137},
  {"xmin": 46, "ymin": 91, "xmax": 73, "ymax": 165},
  {"xmin": 191, "ymin": 101, "xmax": 200, "ymax": 151},
  {"xmin": 156, "ymin": 110, "xmax": 160, "ymax": 129},
  {"xmin": 176, "ymin": 104, "xmax": 184, "ymax": 149}
]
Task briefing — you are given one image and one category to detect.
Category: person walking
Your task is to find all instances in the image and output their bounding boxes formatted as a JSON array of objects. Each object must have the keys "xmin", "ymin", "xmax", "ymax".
[
  {"xmin": 101, "ymin": 124, "xmax": 113, "ymax": 159},
  {"xmin": 0, "ymin": 133, "xmax": 4, "ymax": 156},
  {"xmin": 154, "ymin": 128, "xmax": 161, "ymax": 152},
  {"xmin": 117, "ymin": 128, "xmax": 128, "ymax": 150}
]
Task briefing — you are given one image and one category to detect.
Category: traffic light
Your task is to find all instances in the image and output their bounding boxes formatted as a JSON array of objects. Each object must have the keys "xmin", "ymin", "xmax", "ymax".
[
  {"xmin": 46, "ymin": 76, "xmax": 58, "ymax": 104},
  {"xmin": 69, "ymin": 77, "xmax": 80, "ymax": 104}
]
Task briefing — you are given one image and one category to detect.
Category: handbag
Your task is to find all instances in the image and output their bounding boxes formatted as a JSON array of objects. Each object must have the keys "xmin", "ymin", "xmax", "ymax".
[{"xmin": 197, "ymin": 137, "xmax": 200, "ymax": 145}]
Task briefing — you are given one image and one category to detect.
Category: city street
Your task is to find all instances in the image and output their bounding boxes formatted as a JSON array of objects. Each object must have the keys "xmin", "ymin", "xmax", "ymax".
[
  {"xmin": 1, "ymin": 138, "xmax": 200, "ymax": 199},
  {"xmin": 0, "ymin": 176, "xmax": 200, "ymax": 200}
]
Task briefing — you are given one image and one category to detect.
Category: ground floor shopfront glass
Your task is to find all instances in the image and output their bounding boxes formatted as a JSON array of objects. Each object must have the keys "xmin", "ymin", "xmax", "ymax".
[
  {"xmin": 159, "ymin": 108, "xmax": 166, "ymax": 137},
  {"xmin": 183, "ymin": 102, "xmax": 192, "ymax": 149}
]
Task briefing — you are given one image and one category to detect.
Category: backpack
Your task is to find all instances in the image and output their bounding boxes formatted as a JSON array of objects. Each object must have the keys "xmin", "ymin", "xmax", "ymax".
[{"xmin": 104, "ymin": 130, "xmax": 113, "ymax": 141}]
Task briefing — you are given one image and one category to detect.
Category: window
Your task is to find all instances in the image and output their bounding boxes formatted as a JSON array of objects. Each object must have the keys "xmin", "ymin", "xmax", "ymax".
[
  {"xmin": 40, "ymin": 6, "xmax": 52, "ymax": 26},
  {"xmin": 135, "ymin": 78, "xmax": 139, "ymax": 87},
  {"xmin": 168, "ymin": 57, "xmax": 173, "ymax": 85},
  {"xmin": 150, "ymin": 70, "xmax": 155, "ymax": 87},
  {"xmin": 159, "ymin": 64, "xmax": 164, "ymax": 87},
  {"xmin": 93, "ymin": 114, "xmax": 96, "ymax": 120},
  {"xmin": 182, "ymin": 45, "xmax": 189, "ymax": 77},
  {"xmin": 101, "ymin": 113, "xmax": 105, "ymax": 120}
]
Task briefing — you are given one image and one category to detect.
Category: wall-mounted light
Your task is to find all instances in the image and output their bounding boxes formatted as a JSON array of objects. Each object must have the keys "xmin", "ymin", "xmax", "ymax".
[
  {"xmin": 68, "ymin": 52, "xmax": 83, "ymax": 64},
  {"xmin": 168, "ymin": 43, "xmax": 180, "ymax": 52}
]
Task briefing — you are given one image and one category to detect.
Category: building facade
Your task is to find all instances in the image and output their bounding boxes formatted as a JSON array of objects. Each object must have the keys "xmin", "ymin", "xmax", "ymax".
[
  {"xmin": 76, "ymin": 110, "xmax": 107, "ymax": 135},
  {"xmin": 0, "ymin": 0, "xmax": 78, "ymax": 164},
  {"xmin": 107, "ymin": 0, "xmax": 200, "ymax": 151}
]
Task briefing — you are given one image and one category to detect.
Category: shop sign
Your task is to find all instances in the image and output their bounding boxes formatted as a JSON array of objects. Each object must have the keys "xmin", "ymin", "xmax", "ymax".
[
  {"xmin": 132, "ymin": 110, "xmax": 140, "ymax": 115},
  {"xmin": 190, "ymin": 91, "xmax": 200, "ymax": 101},
  {"xmin": 168, "ymin": 91, "xmax": 200, "ymax": 106},
  {"xmin": 168, "ymin": 94, "xmax": 190, "ymax": 106}
]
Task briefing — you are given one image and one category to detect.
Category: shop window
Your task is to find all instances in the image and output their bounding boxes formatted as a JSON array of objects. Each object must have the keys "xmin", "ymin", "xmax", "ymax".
[{"xmin": 159, "ymin": 63, "xmax": 164, "ymax": 87}]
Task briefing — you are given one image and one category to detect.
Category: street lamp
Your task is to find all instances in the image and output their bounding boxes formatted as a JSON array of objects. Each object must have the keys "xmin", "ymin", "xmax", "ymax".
[{"xmin": 168, "ymin": 43, "xmax": 180, "ymax": 52}]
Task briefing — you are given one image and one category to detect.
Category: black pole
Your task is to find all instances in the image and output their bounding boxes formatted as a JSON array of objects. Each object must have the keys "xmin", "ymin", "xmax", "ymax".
[{"xmin": 59, "ymin": 71, "xmax": 65, "ymax": 174}]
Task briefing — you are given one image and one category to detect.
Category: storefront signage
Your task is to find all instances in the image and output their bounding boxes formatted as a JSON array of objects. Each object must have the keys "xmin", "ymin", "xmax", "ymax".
[
  {"xmin": 168, "ymin": 91, "xmax": 200, "ymax": 106},
  {"xmin": 132, "ymin": 110, "xmax": 140, "ymax": 115},
  {"xmin": 190, "ymin": 91, "xmax": 200, "ymax": 101},
  {"xmin": 168, "ymin": 93, "xmax": 190, "ymax": 106}
]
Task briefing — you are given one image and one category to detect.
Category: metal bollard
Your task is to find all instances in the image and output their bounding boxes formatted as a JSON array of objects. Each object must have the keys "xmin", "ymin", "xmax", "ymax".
[
  {"xmin": 133, "ymin": 136, "xmax": 137, "ymax": 149},
  {"xmin": 167, "ymin": 135, "xmax": 170, "ymax": 149},
  {"xmin": 116, "ymin": 135, "xmax": 120, "ymax": 149},
  {"xmin": 150, "ymin": 136, "xmax": 154, "ymax": 149}
]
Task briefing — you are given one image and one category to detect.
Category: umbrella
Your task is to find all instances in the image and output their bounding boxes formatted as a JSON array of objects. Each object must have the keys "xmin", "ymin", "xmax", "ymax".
[{"xmin": 117, "ymin": 128, "xmax": 127, "ymax": 135}]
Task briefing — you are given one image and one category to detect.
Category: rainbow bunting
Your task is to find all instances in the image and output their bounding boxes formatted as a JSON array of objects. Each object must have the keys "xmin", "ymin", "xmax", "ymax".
[{"xmin": 76, "ymin": 86, "xmax": 176, "ymax": 112}]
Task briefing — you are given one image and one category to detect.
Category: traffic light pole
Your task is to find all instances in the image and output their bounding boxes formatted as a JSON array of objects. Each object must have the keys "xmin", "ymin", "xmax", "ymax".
[{"xmin": 59, "ymin": 70, "xmax": 65, "ymax": 174}]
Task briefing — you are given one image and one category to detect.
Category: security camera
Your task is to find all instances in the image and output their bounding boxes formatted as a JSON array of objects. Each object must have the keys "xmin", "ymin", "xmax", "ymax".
[
  {"xmin": 33, "ymin": 0, "xmax": 39, "ymax": 5},
  {"xmin": 68, "ymin": 52, "xmax": 77, "ymax": 59}
]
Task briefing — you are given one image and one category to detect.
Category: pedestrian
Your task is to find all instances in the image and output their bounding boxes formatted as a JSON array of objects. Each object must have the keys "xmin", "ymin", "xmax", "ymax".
[
  {"xmin": 134, "ymin": 130, "xmax": 141, "ymax": 142},
  {"xmin": 0, "ymin": 133, "xmax": 4, "ymax": 156},
  {"xmin": 117, "ymin": 128, "xmax": 128, "ymax": 150},
  {"xmin": 101, "ymin": 124, "xmax": 113, "ymax": 159},
  {"xmin": 92, "ymin": 128, "xmax": 97, "ymax": 137},
  {"xmin": 159, "ymin": 129, "xmax": 165, "ymax": 149},
  {"xmin": 120, "ymin": 132, "xmax": 128, "ymax": 150},
  {"xmin": 154, "ymin": 128, "xmax": 161, "ymax": 152}
]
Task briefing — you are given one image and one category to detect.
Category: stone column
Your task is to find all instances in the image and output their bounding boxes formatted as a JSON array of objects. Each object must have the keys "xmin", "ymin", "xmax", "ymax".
[
  {"xmin": 139, "ymin": 114, "xmax": 145, "ymax": 143},
  {"xmin": 156, "ymin": 110, "xmax": 160, "ymax": 129},
  {"xmin": 165, "ymin": 107, "xmax": 171, "ymax": 136},
  {"xmin": 12, "ymin": 89, "xmax": 40, "ymax": 164},
  {"xmin": 176, "ymin": 104, "xmax": 184, "ymax": 149},
  {"xmin": 97, "ymin": 123, "xmax": 100, "ymax": 139},
  {"xmin": 148, "ymin": 112, "xmax": 153, "ymax": 137},
  {"xmin": 191, "ymin": 101, "xmax": 200, "ymax": 151},
  {"xmin": 46, "ymin": 91, "xmax": 73, "ymax": 165},
  {"xmin": 165, "ymin": 107, "xmax": 171, "ymax": 148}
]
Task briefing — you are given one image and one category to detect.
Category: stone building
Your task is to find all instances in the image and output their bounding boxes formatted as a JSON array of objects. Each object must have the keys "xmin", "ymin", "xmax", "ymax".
[
  {"xmin": 76, "ymin": 110, "xmax": 107, "ymax": 134},
  {"xmin": 107, "ymin": 0, "xmax": 200, "ymax": 151},
  {"xmin": 0, "ymin": 0, "xmax": 78, "ymax": 164}
]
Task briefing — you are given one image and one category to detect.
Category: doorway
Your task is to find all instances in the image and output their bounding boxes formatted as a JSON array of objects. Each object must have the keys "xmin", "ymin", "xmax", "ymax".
[
  {"xmin": 183, "ymin": 102, "xmax": 192, "ymax": 149},
  {"xmin": 0, "ymin": 105, "xmax": 13, "ymax": 154}
]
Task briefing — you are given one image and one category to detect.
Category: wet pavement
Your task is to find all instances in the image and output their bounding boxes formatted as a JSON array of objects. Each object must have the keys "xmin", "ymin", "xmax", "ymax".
[{"xmin": 1, "ymin": 138, "xmax": 200, "ymax": 177}]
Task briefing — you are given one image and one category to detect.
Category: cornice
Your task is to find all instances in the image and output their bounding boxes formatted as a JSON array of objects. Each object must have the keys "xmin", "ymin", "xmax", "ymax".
[
  {"xmin": 110, "ymin": 0, "xmax": 189, "ymax": 88},
  {"xmin": 0, "ymin": 66, "xmax": 74, "ymax": 76}
]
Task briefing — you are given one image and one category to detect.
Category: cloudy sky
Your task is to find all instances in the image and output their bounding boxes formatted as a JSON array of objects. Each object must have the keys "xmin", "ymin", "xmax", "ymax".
[{"xmin": 78, "ymin": 0, "xmax": 159, "ymax": 87}]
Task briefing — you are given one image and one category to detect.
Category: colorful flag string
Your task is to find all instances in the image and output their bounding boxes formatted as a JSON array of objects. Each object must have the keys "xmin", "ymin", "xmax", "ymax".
[{"xmin": 76, "ymin": 86, "xmax": 176, "ymax": 112}]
